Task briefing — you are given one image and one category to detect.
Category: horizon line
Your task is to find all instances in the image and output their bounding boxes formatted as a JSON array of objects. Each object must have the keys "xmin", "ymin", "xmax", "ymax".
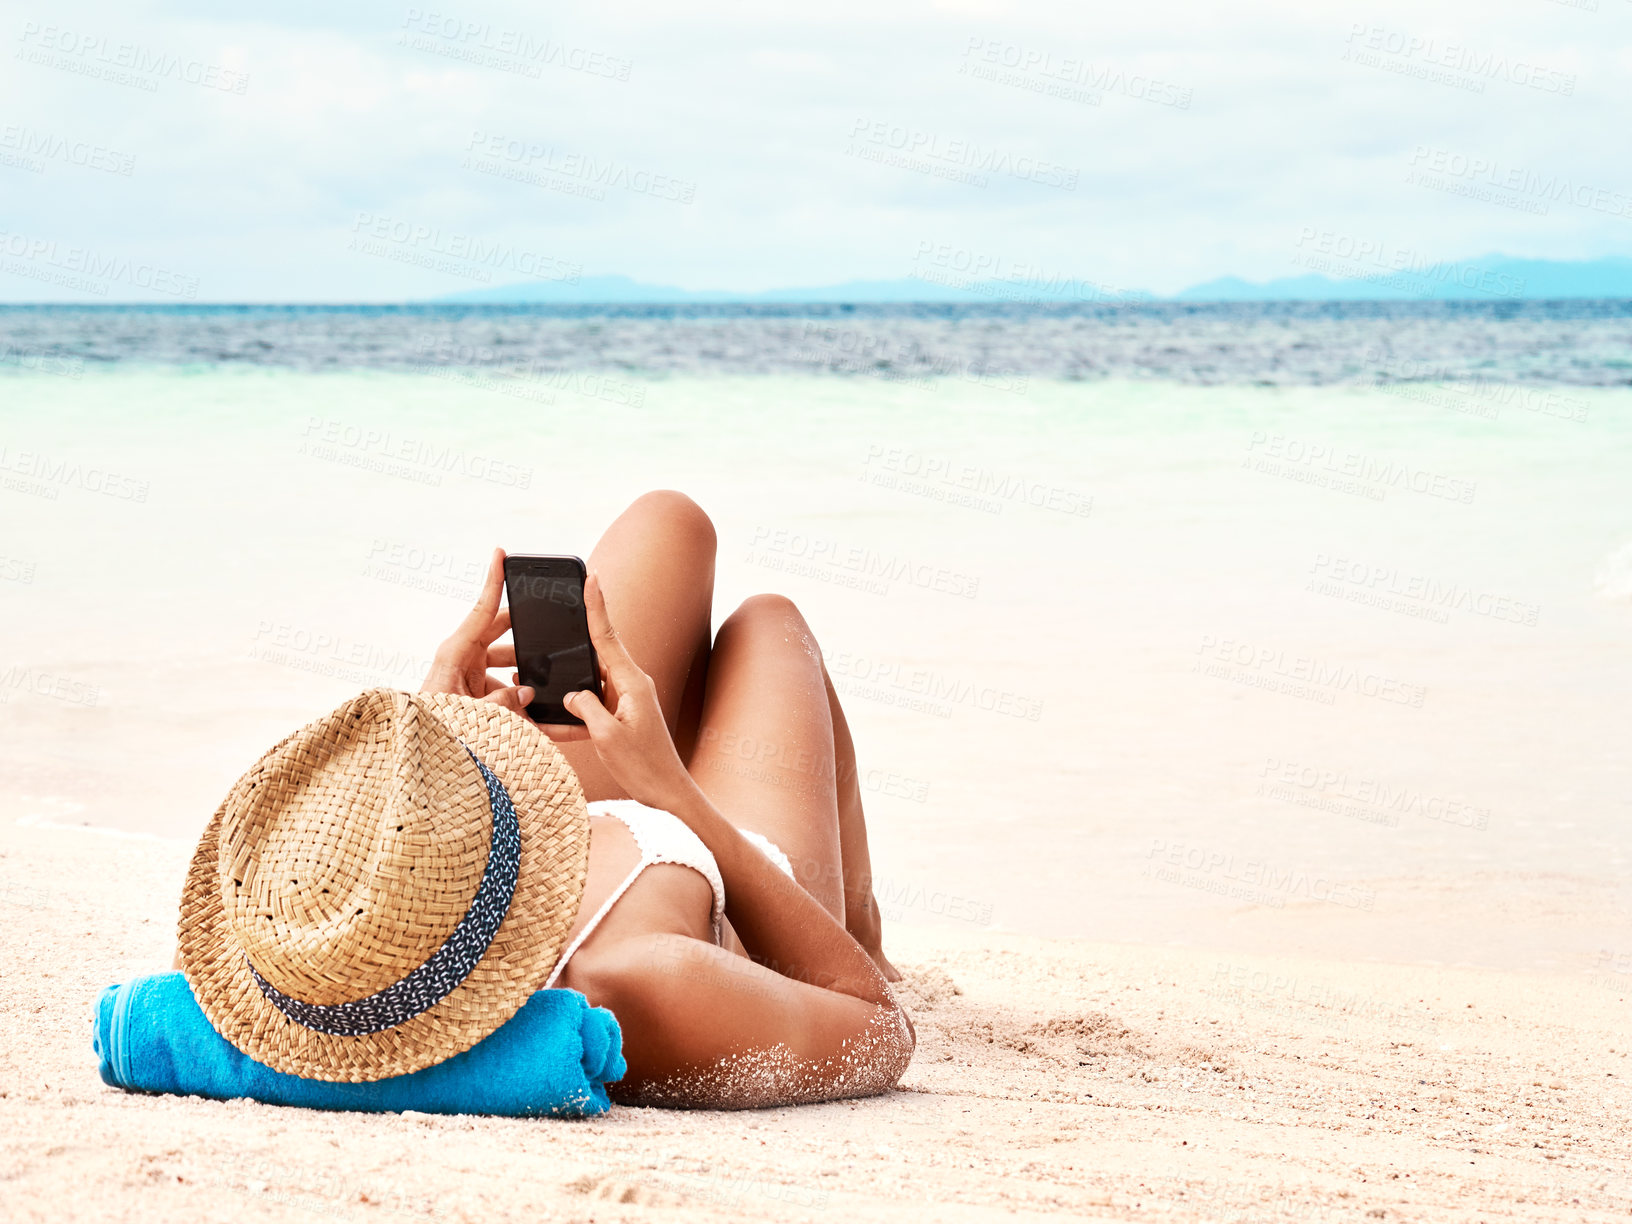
[{"xmin": 5, "ymin": 295, "xmax": 1632, "ymax": 307}]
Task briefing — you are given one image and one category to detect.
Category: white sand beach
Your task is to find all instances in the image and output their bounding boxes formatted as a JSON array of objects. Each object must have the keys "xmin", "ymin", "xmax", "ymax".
[
  {"xmin": 2, "ymin": 370, "xmax": 1629, "ymax": 1219},
  {"xmin": 3, "ymin": 815, "xmax": 1630, "ymax": 1222}
]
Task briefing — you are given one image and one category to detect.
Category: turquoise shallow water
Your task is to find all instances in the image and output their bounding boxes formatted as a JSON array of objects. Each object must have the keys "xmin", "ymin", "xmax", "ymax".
[{"xmin": 2, "ymin": 364, "xmax": 1629, "ymax": 963}]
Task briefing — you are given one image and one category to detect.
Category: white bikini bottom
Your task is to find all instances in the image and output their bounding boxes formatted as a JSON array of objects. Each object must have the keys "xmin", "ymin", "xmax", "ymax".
[{"xmin": 543, "ymin": 799, "xmax": 794, "ymax": 988}]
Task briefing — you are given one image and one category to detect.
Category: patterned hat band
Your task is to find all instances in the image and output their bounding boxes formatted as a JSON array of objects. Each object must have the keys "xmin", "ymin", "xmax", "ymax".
[{"xmin": 244, "ymin": 744, "xmax": 521, "ymax": 1037}]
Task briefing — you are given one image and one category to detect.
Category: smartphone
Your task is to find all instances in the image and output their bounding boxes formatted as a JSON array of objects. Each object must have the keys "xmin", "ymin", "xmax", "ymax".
[{"xmin": 502, "ymin": 554, "xmax": 602, "ymax": 725}]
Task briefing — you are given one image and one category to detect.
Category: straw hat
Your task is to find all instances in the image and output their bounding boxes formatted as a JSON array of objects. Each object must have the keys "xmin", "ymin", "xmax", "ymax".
[{"xmin": 177, "ymin": 687, "xmax": 589, "ymax": 1082}]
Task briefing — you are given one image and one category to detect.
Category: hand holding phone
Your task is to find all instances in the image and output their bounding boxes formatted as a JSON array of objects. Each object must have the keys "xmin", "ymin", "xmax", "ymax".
[
  {"xmin": 495, "ymin": 555, "xmax": 693, "ymax": 808},
  {"xmin": 421, "ymin": 548, "xmax": 535, "ymax": 713},
  {"xmin": 548, "ymin": 571, "xmax": 696, "ymax": 811},
  {"xmin": 503, "ymin": 554, "xmax": 603, "ymax": 726}
]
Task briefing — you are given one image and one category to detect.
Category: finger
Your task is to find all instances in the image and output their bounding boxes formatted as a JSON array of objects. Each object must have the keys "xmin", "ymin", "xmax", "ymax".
[
  {"xmin": 450, "ymin": 549, "xmax": 506, "ymax": 644},
  {"xmin": 563, "ymin": 687, "xmax": 620, "ymax": 738},
  {"xmin": 482, "ymin": 606, "xmax": 511, "ymax": 647},
  {"xmin": 540, "ymin": 724, "xmax": 591, "ymax": 743},
  {"xmin": 581, "ymin": 571, "xmax": 642, "ymax": 685},
  {"xmin": 481, "ymin": 684, "xmax": 535, "ymax": 721},
  {"xmin": 487, "ymin": 643, "xmax": 516, "ymax": 668},
  {"xmin": 482, "ymin": 674, "xmax": 505, "ymax": 695}
]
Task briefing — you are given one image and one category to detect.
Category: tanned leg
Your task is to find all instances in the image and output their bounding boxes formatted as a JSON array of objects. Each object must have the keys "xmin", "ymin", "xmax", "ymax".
[
  {"xmin": 689, "ymin": 593, "xmax": 846, "ymax": 920},
  {"xmin": 823, "ymin": 663, "xmax": 900, "ymax": 980},
  {"xmin": 552, "ymin": 490, "xmax": 716, "ymax": 801},
  {"xmin": 688, "ymin": 592, "xmax": 900, "ymax": 980}
]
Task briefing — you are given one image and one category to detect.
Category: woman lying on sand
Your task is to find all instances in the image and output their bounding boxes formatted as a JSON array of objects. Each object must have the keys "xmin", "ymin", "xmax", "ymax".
[
  {"xmin": 178, "ymin": 491, "xmax": 914, "ymax": 1109},
  {"xmin": 433, "ymin": 490, "xmax": 914, "ymax": 1106}
]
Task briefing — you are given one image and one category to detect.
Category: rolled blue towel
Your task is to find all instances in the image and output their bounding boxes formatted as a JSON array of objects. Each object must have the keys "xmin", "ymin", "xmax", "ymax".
[{"xmin": 93, "ymin": 972, "xmax": 625, "ymax": 1118}]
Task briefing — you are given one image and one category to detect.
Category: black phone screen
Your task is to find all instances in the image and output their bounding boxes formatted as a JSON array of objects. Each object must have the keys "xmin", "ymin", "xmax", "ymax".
[{"xmin": 503, "ymin": 555, "xmax": 601, "ymax": 725}]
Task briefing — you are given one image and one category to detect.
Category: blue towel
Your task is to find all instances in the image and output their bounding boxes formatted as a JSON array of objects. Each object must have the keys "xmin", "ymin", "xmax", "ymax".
[{"xmin": 93, "ymin": 972, "xmax": 625, "ymax": 1118}]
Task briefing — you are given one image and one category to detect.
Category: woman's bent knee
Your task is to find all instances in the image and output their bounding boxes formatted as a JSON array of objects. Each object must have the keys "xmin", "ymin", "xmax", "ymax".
[
  {"xmin": 715, "ymin": 594, "xmax": 823, "ymax": 671},
  {"xmin": 722, "ymin": 592, "xmax": 806, "ymax": 634},
  {"xmin": 623, "ymin": 489, "xmax": 716, "ymax": 552}
]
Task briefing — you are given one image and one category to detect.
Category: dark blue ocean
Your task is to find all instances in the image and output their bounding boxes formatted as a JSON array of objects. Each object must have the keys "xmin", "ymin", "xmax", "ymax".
[{"xmin": 2, "ymin": 300, "xmax": 1631, "ymax": 384}]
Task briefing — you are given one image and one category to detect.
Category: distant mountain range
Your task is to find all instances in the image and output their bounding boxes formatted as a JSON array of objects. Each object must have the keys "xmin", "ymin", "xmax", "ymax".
[{"xmin": 433, "ymin": 256, "xmax": 1632, "ymax": 304}]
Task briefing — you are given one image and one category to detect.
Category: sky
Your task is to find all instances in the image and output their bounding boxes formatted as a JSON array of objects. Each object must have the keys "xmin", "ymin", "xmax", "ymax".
[{"xmin": 0, "ymin": 0, "xmax": 1628, "ymax": 301}]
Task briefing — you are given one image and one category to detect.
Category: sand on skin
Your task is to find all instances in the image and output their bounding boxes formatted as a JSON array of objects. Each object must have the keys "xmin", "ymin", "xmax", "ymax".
[{"xmin": 2, "ymin": 818, "xmax": 1628, "ymax": 1223}]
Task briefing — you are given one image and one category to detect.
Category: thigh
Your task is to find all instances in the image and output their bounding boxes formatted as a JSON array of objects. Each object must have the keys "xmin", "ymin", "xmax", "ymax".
[
  {"xmin": 553, "ymin": 490, "xmax": 716, "ymax": 800},
  {"xmin": 686, "ymin": 593, "xmax": 845, "ymax": 921}
]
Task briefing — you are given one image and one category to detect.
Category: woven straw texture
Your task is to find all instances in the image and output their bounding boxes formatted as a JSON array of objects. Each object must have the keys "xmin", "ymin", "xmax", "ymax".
[{"xmin": 177, "ymin": 688, "xmax": 589, "ymax": 1082}]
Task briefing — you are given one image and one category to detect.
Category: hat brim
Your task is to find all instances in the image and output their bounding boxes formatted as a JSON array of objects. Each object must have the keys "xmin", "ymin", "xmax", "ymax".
[{"xmin": 177, "ymin": 691, "xmax": 589, "ymax": 1082}]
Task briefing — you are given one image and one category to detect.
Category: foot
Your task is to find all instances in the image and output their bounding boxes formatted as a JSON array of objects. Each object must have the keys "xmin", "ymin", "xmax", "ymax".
[
  {"xmin": 846, "ymin": 892, "xmax": 902, "ymax": 981},
  {"xmin": 866, "ymin": 947, "xmax": 903, "ymax": 983}
]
